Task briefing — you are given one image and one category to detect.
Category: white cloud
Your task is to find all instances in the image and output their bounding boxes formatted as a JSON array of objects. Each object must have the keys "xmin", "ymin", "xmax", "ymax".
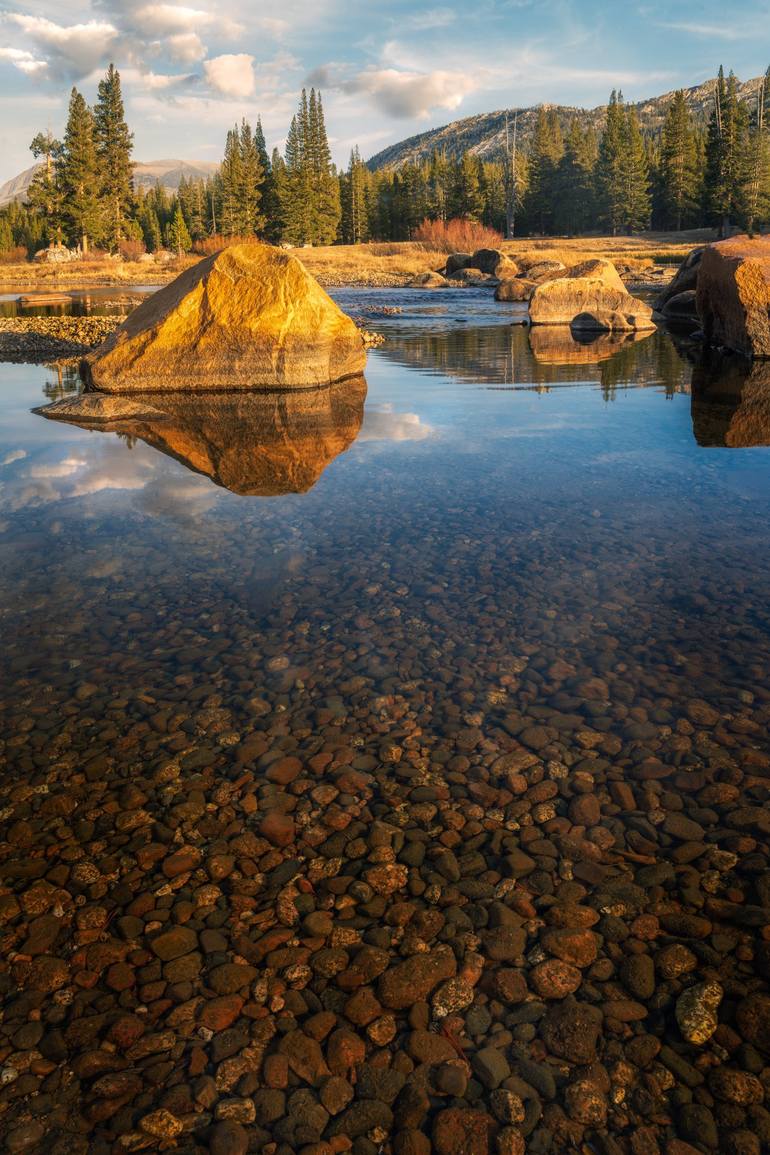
[
  {"xmin": 133, "ymin": 4, "xmax": 215, "ymax": 34},
  {"xmin": 346, "ymin": 67, "xmax": 475, "ymax": 118},
  {"xmin": 3, "ymin": 14, "xmax": 120, "ymax": 79},
  {"xmin": 203, "ymin": 53, "xmax": 254, "ymax": 98},
  {"xmin": 166, "ymin": 32, "xmax": 206, "ymax": 63},
  {"xmin": 0, "ymin": 46, "xmax": 47, "ymax": 75}
]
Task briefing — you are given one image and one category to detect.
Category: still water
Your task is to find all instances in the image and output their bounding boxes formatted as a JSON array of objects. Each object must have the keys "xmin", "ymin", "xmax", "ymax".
[{"xmin": 0, "ymin": 290, "xmax": 769, "ymax": 1154}]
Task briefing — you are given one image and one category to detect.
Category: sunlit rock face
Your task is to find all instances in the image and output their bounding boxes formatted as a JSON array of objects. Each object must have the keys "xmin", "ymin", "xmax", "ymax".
[
  {"xmin": 36, "ymin": 378, "xmax": 367, "ymax": 495},
  {"xmin": 691, "ymin": 355, "xmax": 770, "ymax": 448},
  {"xmin": 82, "ymin": 244, "xmax": 367, "ymax": 392},
  {"xmin": 528, "ymin": 259, "xmax": 655, "ymax": 330},
  {"xmin": 696, "ymin": 236, "xmax": 770, "ymax": 359}
]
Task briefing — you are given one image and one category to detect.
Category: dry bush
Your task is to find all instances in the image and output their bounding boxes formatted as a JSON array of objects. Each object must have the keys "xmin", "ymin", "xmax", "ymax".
[
  {"xmin": 118, "ymin": 238, "xmax": 146, "ymax": 261},
  {"xmin": 193, "ymin": 234, "xmax": 262, "ymax": 256},
  {"xmin": 0, "ymin": 246, "xmax": 28, "ymax": 263},
  {"xmin": 413, "ymin": 218, "xmax": 504, "ymax": 254},
  {"xmin": 80, "ymin": 248, "xmax": 111, "ymax": 265}
]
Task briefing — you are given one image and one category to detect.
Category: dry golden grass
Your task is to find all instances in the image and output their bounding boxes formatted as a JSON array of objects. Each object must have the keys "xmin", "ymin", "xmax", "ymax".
[{"xmin": 0, "ymin": 231, "xmax": 710, "ymax": 293}]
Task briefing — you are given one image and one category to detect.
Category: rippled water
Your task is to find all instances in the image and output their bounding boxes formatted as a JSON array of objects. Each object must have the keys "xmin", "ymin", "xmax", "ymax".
[{"xmin": 1, "ymin": 289, "xmax": 770, "ymax": 1153}]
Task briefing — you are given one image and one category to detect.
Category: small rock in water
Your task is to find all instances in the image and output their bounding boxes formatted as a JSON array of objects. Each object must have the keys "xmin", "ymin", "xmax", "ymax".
[{"xmin": 676, "ymin": 981, "xmax": 723, "ymax": 1045}]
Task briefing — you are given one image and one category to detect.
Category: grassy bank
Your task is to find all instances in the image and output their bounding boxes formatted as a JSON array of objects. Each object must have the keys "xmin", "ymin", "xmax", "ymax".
[{"xmin": 0, "ymin": 230, "xmax": 708, "ymax": 293}]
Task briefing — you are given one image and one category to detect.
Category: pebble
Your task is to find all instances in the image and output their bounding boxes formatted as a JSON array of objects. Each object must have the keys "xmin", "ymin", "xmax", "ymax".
[{"xmin": 676, "ymin": 981, "xmax": 724, "ymax": 1045}]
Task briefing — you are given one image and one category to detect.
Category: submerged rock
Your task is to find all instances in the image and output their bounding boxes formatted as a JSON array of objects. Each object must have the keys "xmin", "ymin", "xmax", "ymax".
[
  {"xmin": 82, "ymin": 243, "xmax": 367, "ymax": 391},
  {"xmin": 696, "ymin": 235, "xmax": 770, "ymax": 358},
  {"xmin": 529, "ymin": 258, "xmax": 654, "ymax": 329},
  {"xmin": 675, "ymin": 981, "xmax": 723, "ymax": 1045},
  {"xmin": 36, "ymin": 378, "xmax": 366, "ymax": 495}
]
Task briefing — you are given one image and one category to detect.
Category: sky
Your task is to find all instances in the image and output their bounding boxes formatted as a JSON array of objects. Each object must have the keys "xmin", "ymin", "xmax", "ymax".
[{"xmin": 0, "ymin": 0, "xmax": 769, "ymax": 182}]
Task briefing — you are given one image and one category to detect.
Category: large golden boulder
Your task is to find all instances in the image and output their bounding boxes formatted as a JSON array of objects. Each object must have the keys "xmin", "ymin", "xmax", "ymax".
[
  {"xmin": 82, "ymin": 243, "xmax": 367, "ymax": 392},
  {"xmin": 695, "ymin": 236, "xmax": 770, "ymax": 358},
  {"xmin": 528, "ymin": 258, "xmax": 654, "ymax": 329}
]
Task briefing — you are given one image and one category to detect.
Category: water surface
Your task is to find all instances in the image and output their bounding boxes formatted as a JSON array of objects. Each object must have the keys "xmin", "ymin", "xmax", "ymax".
[{"xmin": 1, "ymin": 290, "xmax": 769, "ymax": 1153}]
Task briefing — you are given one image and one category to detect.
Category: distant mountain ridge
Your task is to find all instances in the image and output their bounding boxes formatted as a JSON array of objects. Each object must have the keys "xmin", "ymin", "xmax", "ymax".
[
  {"xmin": 0, "ymin": 159, "xmax": 220, "ymax": 208},
  {"xmin": 367, "ymin": 75, "xmax": 765, "ymax": 171}
]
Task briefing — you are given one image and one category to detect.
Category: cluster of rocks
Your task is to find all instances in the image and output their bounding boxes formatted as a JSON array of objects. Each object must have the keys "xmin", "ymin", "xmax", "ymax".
[
  {"xmin": 656, "ymin": 236, "xmax": 770, "ymax": 360},
  {"xmin": 409, "ymin": 249, "xmax": 519, "ymax": 291},
  {"xmin": 410, "ymin": 252, "xmax": 655, "ymax": 333},
  {"xmin": 0, "ymin": 317, "xmax": 122, "ymax": 362},
  {"xmin": 1, "ymin": 618, "xmax": 769, "ymax": 1155}
]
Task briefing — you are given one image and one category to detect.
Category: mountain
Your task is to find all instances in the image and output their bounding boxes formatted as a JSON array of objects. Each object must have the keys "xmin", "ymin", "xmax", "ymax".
[
  {"xmin": 367, "ymin": 76, "xmax": 765, "ymax": 171},
  {"xmin": 0, "ymin": 158, "xmax": 220, "ymax": 208}
]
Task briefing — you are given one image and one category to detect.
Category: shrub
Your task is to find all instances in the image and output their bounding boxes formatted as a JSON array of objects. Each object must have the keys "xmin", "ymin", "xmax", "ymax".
[
  {"xmin": 0, "ymin": 245, "xmax": 29, "ymax": 263},
  {"xmin": 80, "ymin": 248, "xmax": 111, "ymax": 264},
  {"xmin": 193, "ymin": 234, "xmax": 262, "ymax": 256},
  {"xmin": 118, "ymin": 237, "xmax": 146, "ymax": 261},
  {"xmin": 412, "ymin": 218, "xmax": 504, "ymax": 253}
]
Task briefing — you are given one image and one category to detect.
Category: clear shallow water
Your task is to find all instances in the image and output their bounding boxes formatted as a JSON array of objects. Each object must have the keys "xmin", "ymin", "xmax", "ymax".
[{"xmin": 1, "ymin": 291, "xmax": 770, "ymax": 1152}]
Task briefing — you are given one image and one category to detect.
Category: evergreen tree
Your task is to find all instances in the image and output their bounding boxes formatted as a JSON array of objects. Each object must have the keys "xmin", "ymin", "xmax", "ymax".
[
  {"xmin": 309, "ymin": 91, "xmax": 341, "ymax": 243},
  {"xmin": 524, "ymin": 107, "xmax": 564, "ymax": 233},
  {"xmin": 705, "ymin": 67, "xmax": 751, "ymax": 234},
  {"xmin": 218, "ymin": 126, "xmax": 243, "ymax": 235},
  {"xmin": 554, "ymin": 119, "xmax": 597, "ymax": 234},
  {"xmin": 659, "ymin": 91, "xmax": 700, "ymax": 230},
  {"xmin": 267, "ymin": 148, "xmax": 287, "ymax": 244},
  {"xmin": 451, "ymin": 153, "xmax": 485, "ymax": 220},
  {"xmin": 746, "ymin": 66, "xmax": 770, "ymax": 233},
  {"xmin": 166, "ymin": 202, "xmax": 191, "ymax": 253},
  {"xmin": 597, "ymin": 91, "xmax": 628, "ymax": 235},
  {"xmin": 255, "ymin": 119, "xmax": 279, "ymax": 239},
  {"xmin": 93, "ymin": 64, "xmax": 134, "ymax": 249},
  {"xmin": 623, "ymin": 107, "xmax": 651, "ymax": 232},
  {"xmin": 28, "ymin": 131, "xmax": 63, "ymax": 245},
  {"xmin": 340, "ymin": 147, "xmax": 370, "ymax": 243},
  {"xmin": 59, "ymin": 88, "xmax": 101, "ymax": 251},
  {"xmin": 237, "ymin": 119, "xmax": 265, "ymax": 234},
  {"xmin": 281, "ymin": 98, "xmax": 311, "ymax": 244}
]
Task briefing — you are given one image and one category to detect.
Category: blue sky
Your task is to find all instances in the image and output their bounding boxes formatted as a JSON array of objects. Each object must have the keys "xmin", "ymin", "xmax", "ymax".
[{"xmin": 0, "ymin": 0, "xmax": 768, "ymax": 181}]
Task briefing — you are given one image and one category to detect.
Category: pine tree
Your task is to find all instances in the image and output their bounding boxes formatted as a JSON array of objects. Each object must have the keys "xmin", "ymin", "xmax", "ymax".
[
  {"xmin": 705, "ymin": 67, "xmax": 751, "ymax": 234},
  {"xmin": 597, "ymin": 91, "xmax": 628, "ymax": 235},
  {"xmin": 93, "ymin": 64, "xmax": 134, "ymax": 249},
  {"xmin": 59, "ymin": 88, "xmax": 101, "ymax": 251},
  {"xmin": 660, "ymin": 91, "xmax": 700, "ymax": 230},
  {"xmin": 267, "ymin": 148, "xmax": 287, "ymax": 243},
  {"xmin": 255, "ymin": 119, "xmax": 279, "ymax": 239},
  {"xmin": 746, "ymin": 66, "xmax": 770, "ymax": 233},
  {"xmin": 309, "ymin": 91, "xmax": 341, "ymax": 243},
  {"xmin": 524, "ymin": 107, "xmax": 564, "ymax": 233},
  {"xmin": 166, "ymin": 202, "xmax": 191, "ymax": 253},
  {"xmin": 554, "ymin": 120, "xmax": 597, "ymax": 234},
  {"xmin": 237, "ymin": 119, "xmax": 265, "ymax": 235},
  {"xmin": 623, "ymin": 107, "xmax": 651, "ymax": 232},
  {"xmin": 451, "ymin": 153, "xmax": 485, "ymax": 220},
  {"xmin": 340, "ymin": 147, "xmax": 369, "ymax": 243},
  {"xmin": 28, "ymin": 131, "xmax": 63, "ymax": 245},
  {"xmin": 218, "ymin": 127, "xmax": 244, "ymax": 235},
  {"xmin": 281, "ymin": 97, "xmax": 311, "ymax": 244}
]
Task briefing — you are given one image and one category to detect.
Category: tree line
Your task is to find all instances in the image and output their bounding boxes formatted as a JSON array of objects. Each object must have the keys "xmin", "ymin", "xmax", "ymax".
[{"xmin": 1, "ymin": 63, "xmax": 769, "ymax": 259}]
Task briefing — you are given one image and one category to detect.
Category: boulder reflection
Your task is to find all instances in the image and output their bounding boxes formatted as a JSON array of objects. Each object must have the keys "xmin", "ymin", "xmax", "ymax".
[
  {"xmin": 691, "ymin": 355, "xmax": 770, "ymax": 448},
  {"xmin": 37, "ymin": 378, "xmax": 367, "ymax": 495}
]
